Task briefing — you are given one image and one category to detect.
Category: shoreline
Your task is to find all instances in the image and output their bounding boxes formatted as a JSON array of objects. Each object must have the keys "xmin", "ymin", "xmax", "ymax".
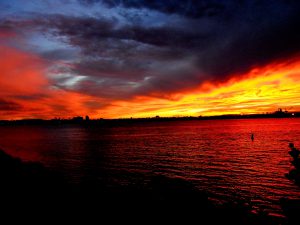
[{"xmin": 0, "ymin": 114, "xmax": 299, "ymax": 127}]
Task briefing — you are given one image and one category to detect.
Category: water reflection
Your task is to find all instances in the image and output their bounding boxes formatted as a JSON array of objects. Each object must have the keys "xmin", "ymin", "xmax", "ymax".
[{"xmin": 0, "ymin": 118, "xmax": 300, "ymax": 215}]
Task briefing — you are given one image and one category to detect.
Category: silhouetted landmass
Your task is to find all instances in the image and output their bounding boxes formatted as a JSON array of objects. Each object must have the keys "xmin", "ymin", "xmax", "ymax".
[
  {"xmin": 0, "ymin": 148, "xmax": 282, "ymax": 224},
  {"xmin": 0, "ymin": 109, "xmax": 299, "ymax": 126},
  {"xmin": 280, "ymin": 143, "xmax": 300, "ymax": 225},
  {"xmin": 285, "ymin": 143, "xmax": 300, "ymax": 186}
]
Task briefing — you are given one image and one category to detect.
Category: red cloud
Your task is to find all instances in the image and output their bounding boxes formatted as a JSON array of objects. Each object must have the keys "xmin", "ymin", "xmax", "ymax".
[
  {"xmin": 0, "ymin": 45, "xmax": 105, "ymax": 119},
  {"xmin": 0, "ymin": 45, "xmax": 48, "ymax": 94}
]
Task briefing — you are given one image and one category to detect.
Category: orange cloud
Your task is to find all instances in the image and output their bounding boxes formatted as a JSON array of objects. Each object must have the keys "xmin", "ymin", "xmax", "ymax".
[{"xmin": 100, "ymin": 57, "xmax": 300, "ymax": 118}]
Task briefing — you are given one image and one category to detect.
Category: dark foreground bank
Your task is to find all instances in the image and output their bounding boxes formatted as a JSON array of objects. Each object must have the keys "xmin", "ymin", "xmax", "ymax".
[{"xmin": 0, "ymin": 148, "xmax": 295, "ymax": 224}]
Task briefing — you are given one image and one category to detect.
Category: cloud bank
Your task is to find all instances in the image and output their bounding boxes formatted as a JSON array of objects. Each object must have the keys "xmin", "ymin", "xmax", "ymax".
[{"xmin": 1, "ymin": 0, "xmax": 300, "ymax": 118}]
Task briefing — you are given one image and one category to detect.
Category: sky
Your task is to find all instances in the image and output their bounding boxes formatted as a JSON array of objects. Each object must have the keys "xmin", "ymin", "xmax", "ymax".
[{"xmin": 0, "ymin": 0, "xmax": 300, "ymax": 119}]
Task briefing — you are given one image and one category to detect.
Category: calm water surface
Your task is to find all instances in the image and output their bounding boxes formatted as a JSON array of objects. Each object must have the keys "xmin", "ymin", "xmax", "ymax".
[{"xmin": 1, "ymin": 118, "xmax": 300, "ymax": 215}]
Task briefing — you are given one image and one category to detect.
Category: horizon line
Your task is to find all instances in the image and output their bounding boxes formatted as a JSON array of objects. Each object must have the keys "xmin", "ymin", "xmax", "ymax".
[{"xmin": 1, "ymin": 110, "xmax": 298, "ymax": 122}]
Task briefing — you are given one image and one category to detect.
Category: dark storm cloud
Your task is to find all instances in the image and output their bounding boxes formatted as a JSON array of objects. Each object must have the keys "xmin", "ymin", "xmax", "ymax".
[
  {"xmin": 44, "ymin": 0, "xmax": 300, "ymax": 98},
  {"xmin": 41, "ymin": 49, "xmax": 79, "ymax": 61},
  {"xmin": 80, "ymin": 0, "xmax": 225, "ymax": 18},
  {"xmin": 45, "ymin": 15, "xmax": 206, "ymax": 50},
  {"xmin": 3, "ymin": 0, "xmax": 300, "ymax": 99},
  {"xmin": 197, "ymin": 3, "xmax": 300, "ymax": 77}
]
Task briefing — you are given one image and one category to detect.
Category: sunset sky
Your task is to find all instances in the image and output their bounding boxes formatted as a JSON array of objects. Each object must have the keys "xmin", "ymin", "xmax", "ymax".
[{"xmin": 1, "ymin": 0, "xmax": 300, "ymax": 119}]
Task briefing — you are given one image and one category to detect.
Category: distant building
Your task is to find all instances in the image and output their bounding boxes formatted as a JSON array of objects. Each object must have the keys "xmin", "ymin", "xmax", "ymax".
[{"xmin": 274, "ymin": 108, "xmax": 289, "ymax": 117}]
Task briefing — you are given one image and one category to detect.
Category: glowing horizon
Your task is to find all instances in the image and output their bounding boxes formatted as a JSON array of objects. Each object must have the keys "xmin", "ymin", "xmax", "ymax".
[
  {"xmin": 1, "ymin": 44, "xmax": 300, "ymax": 120},
  {"xmin": 100, "ymin": 57, "xmax": 300, "ymax": 119}
]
